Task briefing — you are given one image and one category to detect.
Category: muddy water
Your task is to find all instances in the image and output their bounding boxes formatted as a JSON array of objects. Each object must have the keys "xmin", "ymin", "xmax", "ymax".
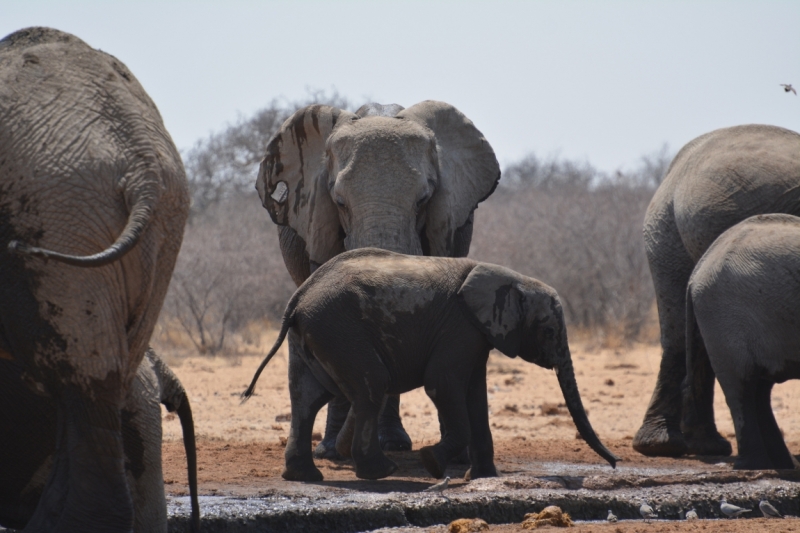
[{"xmin": 165, "ymin": 461, "xmax": 800, "ymax": 533}]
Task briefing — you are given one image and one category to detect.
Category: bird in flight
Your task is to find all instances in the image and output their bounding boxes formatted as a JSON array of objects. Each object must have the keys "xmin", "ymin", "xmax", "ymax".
[{"xmin": 781, "ymin": 84, "xmax": 796, "ymax": 95}]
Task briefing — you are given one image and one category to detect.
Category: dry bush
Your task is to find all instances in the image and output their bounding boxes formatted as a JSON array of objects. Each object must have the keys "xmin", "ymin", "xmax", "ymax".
[{"xmin": 155, "ymin": 194, "xmax": 294, "ymax": 355}]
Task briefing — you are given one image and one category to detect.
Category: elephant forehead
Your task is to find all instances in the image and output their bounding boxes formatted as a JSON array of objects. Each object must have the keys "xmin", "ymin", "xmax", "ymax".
[{"xmin": 330, "ymin": 116, "xmax": 434, "ymax": 149}]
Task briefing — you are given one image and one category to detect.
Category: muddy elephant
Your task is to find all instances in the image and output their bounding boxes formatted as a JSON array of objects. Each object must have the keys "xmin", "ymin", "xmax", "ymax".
[
  {"xmin": 0, "ymin": 349, "xmax": 200, "ymax": 532},
  {"xmin": 243, "ymin": 248, "xmax": 618, "ymax": 481},
  {"xmin": 0, "ymin": 27, "xmax": 190, "ymax": 531},
  {"xmin": 635, "ymin": 124, "xmax": 800, "ymax": 458},
  {"xmin": 256, "ymin": 100, "xmax": 500, "ymax": 457},
  {"xmin": 687, "ymin": 214, "xmax": 800, "ymax": 469}
]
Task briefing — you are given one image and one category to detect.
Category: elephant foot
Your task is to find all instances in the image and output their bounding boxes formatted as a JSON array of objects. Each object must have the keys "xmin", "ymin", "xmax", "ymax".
[
  {"xmin": 684, "ymin": 429, "xmax": 732, "ymax": 456},
  {"xmin": 355, "ymin": 455, "xmax": 398, "ymax": 480},
  {"xmin": 282, "ymin": 456, "xmax": 324, "ymax": 481},
  {"xmin": 420, "ymin": 445, "xmax": 448, "ymax": 479},
  {"xmin": 450, "ymin": 447, "xmax": 470, "ymax": 465},
  {"xmin": 378, "ymin": 420, "xmax": 412, "ymax": 452},
  {"xmin": 313, "ymin": 437, "xmax": 344, "ymax": 460},
  {"xmin": 464, "ymin": 462, "xmax": 497, "ymax": 481},
  {"xmin": 379, "ymin": 395, "xmax": 412, "ymax": 451},
  {"xmin": 632, "ymin": 417, "xmax": 687, "ymax": 457},
  {"xmin": 733, "ymin": 455, "xmax": 775, "ymax": 471},
  {"xmin": 282, "ymin": 463, "xmax": 324, "ymax": 482}
]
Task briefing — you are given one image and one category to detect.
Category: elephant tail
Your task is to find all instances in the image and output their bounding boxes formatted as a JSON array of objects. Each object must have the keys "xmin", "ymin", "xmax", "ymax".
[
  {"xmin": 147, "ymin": 349, "xmax": 201, "ymax": 533},
  {"xmin": 240, "ymin": 299, "xmax": 298, "ymax": 403},
  {"xmin": 7, "ymin": 177, "xmax": 160, "ymax": 268}
]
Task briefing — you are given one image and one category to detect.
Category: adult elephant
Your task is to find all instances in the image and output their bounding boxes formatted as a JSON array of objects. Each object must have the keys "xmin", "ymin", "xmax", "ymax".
[
  {"xmin": 634, "ymin": 124, "xmax": 800, "ymax": 457},
  {"xmin": 256, "ymin": 101, "xmax": 500, "ymax": 457},
  {"xmin": 0, "ymin": 27, "xmax": 190, "ymax": 532},
  {"xmin": 0, "ymin": 349, "xmax": 200, "ymax": 532}
]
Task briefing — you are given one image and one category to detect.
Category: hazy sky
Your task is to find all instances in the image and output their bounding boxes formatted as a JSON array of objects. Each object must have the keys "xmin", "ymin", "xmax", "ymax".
[{"xmin": 4, "ymin": 1, "xmax": 799, "ymax": 172}]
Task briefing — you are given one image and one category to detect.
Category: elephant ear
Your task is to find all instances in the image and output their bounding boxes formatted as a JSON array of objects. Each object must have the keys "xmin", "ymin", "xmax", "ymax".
[
  {"xmin": 256, "ymin": 105, "xmax": 356, "ymax": 265},
  {"xmin": 457, "ymin": 264, "xmax": 524, "ymax": 357},
  {"xmin": 398, "ymin": 101, "xmax": 500, "ymax": 257}
]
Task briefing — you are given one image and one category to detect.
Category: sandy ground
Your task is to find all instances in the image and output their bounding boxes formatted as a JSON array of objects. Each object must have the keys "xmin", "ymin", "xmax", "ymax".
[{"xmin": 157, "ymin": 332, "xmax": 800, "ymax": 532}]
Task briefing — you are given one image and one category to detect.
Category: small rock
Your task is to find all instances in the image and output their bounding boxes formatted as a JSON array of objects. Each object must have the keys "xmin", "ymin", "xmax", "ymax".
[
  {"xmin": 279, "ymin": 436, "xmax": 288, "ymax": 446},
  {"xmin": 604, "ymin": 378, "xmax": 614, "ymax": 386},
  {"xmin": 275, "ymin": 413, "xmax": 291, "ymax": 422},
  {"xmin": 447, "ymin": 518, "xmax": 489, "ymax": 533},
  {"xmin": 522, "ymin": 505, "xmax": 574, "ymax": 529}
]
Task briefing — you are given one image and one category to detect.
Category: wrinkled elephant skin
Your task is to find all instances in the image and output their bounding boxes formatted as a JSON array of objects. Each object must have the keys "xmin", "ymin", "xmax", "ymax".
[
  {"xmin": 256, "ymin": 101, "xmax": 500, "ymax": 457},
  {"xmin": 636, "ymin": 124, "xmax": 800, "ymax": 457},
  {"xmin": 0, "ymin": 27, "xmax": 189, "ymax": 532},
  {"xmin": 688, "ymin": 214, "xmax": 800, "ymax": 470},
  {"xmin": 243, "ymin": 249, "xmax": 618, "ymax": 481}
]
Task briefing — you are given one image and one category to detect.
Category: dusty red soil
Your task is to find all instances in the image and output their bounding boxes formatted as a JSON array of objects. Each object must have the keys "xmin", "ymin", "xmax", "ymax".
[{"xmin": 157, "ymin": 334, "xmax": 800, "ymax": 531}]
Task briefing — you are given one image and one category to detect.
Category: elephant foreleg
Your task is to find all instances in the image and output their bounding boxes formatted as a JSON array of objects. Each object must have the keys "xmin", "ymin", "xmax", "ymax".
[
  {"xmin": 378, "ymin": 394, "xmax": 412, "ymax": 451},
  {"xmin": 465, "ymin": 361, "xmax": 496, "ymax": 479}
]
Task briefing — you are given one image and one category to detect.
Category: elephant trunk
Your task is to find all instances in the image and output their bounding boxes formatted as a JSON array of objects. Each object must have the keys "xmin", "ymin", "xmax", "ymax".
[
  {"xmin": 556, "ymin": 351, "xmax": 619, "ymax": 468},
  {"xmin": 344, "ymin": 208, "xmax": 422, "ymax": 256},
  {"xmin": 175, "ymin": 397, "xmax": 200, "ymax": 533}
]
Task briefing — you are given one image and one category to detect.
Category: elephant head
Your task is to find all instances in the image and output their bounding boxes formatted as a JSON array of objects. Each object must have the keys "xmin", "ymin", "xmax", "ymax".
[
  {"xmin": 457, "ymin": 264, "xmax": 619, "ymax": 467},
  {"xmin": 255, "ymin": 101, "xmax": 500, "ymax": 269}
]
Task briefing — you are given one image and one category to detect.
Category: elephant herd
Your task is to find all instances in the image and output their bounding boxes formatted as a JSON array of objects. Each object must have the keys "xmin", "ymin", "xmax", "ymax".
[{"xmin": 1, "ymin": 25, "xmax": 799, "ymax": 533}]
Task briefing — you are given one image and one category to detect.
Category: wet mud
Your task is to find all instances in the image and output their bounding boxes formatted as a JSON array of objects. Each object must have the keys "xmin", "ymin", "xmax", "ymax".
[{"xmin": 164, "ymin": 455, "xmax": 800, "ymax": 532}]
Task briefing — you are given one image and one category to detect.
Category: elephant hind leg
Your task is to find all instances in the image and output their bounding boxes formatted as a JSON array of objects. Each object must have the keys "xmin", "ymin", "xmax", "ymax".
[
  {"xmin": 682, "ymin": 321, "xmax": 732, "ymax": 456},
  {"xmin": 634, "ymin": 220, "xmax": 694, "ymax": 457},
  {"xmin": 755, "ymin": 380, "xmax": 795, "ymax": 469},
  {"xmin": 721, "ymin": 376, "xmax": 772, "ymax": 470},
  {"xmin": 26, "ymin": 385, "xmax": 133, "ymax": 533},
  {"xmin": 283, "ymin": 334, "xmax": 333, "ymax": 482},
  {"xmin": 351, "ymin": 394, "xmax": 397, "ymax": 480}
]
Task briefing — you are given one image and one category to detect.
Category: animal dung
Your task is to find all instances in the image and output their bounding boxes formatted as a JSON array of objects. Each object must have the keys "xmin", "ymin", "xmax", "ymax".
[
  {"xmin": 540, "ymin": 402, "xmax": 567, "ymax": 416},
  {"xmin": 521, "ymin": 506, "xmax": 574, "ymax": 528},
  {"xmin": 447, "ymin": 518, "xmax": 489, "ymax": 533}
]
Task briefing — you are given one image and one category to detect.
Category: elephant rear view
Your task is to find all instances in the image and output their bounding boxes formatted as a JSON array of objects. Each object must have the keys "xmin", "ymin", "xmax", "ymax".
[
  {"xmin": 0, "ymin": 27, "xmax": 189, "ymax": 532},
  {"xmin": 636, "ymin": 124, "xmax": 800, "ymax": 458},
  {"xmin": 687, "ymin": 214, "xmax": 800, "ymax": 470}
]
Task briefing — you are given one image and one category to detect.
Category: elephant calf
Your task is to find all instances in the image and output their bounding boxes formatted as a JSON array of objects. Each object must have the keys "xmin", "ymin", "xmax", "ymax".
[
  {"xmin": 0, "ymin": 349, "xmax": 200, "ymax": 532},
  {"xmin": 687, "ymin": 214, "xmax": 800, "ymax": 469},
  {"xmin": 243, "ymin": 248, "xmax": 618, "ymax": 481}
]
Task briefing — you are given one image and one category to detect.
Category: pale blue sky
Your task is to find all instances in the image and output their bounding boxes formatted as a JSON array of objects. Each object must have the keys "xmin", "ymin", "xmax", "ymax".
[{"xmin": 4, "ymin": 1, "xmax": 799, "ymax": 172}]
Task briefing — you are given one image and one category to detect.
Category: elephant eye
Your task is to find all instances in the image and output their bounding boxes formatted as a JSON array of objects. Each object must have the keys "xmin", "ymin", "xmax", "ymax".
[
  {"xmin": 415, "ymin": 193, "xmax": 430, "ymax": 210},
  {"xmin": 335, "ymin": 195, "xmax": 347, "ymax": 209},
  {"xmin": 270, "ymin": 181, "xmax": 288, "ymax": 204}
]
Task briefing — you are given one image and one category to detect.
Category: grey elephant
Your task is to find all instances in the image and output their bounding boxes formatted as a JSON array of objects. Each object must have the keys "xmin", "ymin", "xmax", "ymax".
[
  {"xmin": 0, "ymin": 349, "xmax": 200, "ymax": 532},
  {"xmin": 635, "ymin": 124, "xmax": 800, "ymax": 457},
  {"xmin": 687, "ymin": 214, "xmax": 800, "ymax": 469},
  {"xmin": 243, "ymin": 248, "xmax": 618, "ymax": 481},
  {"xmin": 0, "ymin": 27, "xmax": 190, "ymax": 531},
  {"xmin": 256, "ymin": 100, "xmax": 500, "ymax": 457}
]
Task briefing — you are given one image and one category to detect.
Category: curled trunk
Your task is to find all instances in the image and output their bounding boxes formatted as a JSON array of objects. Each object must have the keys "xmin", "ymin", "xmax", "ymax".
[{"xmin": 556, "ymin": 353, "xmax": 619, "ymax": 467}]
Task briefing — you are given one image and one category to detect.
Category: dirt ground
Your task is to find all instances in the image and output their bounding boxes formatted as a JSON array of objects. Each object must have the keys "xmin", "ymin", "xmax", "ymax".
[{"xmin": 157, "ymin": 332, "xmax": 800, "ymax": 531}]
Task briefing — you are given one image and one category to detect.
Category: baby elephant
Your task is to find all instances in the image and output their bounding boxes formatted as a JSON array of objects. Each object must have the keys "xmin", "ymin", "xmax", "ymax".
[
  {"xmin": 686, "ymin": 214, "xmax": 800, "ymax": 469},
  {"xmin": 243, "ymin": 248, "xmax": 618, "ymax": 481}
]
